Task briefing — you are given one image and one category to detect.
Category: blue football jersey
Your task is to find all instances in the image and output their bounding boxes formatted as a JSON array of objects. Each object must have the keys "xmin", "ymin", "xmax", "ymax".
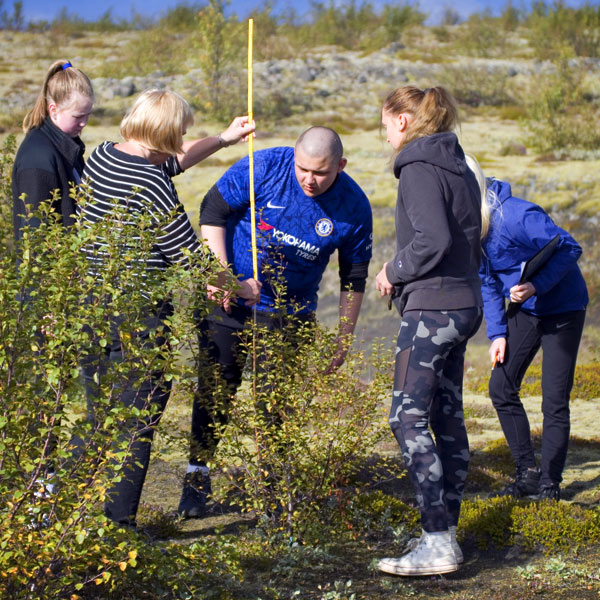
[{"xmin": 216, "ymin": 147, "xmax": 373, "ymax": 313}]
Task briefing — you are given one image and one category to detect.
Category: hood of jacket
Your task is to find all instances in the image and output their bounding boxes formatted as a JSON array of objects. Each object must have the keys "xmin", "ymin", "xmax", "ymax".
[
  {"xmin": 486, "ymin": 177, "xmax": 513, "ymax": 206},
  {"xmin": 393, "ymin": 132, "xmax": 468, "ymax": 178}
]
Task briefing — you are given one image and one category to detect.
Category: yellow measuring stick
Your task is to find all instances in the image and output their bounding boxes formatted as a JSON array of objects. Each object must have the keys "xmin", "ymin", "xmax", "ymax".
[{"xmin": 248, "ymin": 18, "xmax": 258, "ymax": 281}]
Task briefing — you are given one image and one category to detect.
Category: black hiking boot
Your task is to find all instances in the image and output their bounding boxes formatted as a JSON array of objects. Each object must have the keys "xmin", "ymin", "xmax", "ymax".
[
  {"xmin": 537, "ymin": 482, "xmax": 561, "ymax": 501},
  {"xmin": 177, "ymin": 471, "xmax": 212, "ymax": 518},
  {"xmin": 489, "ymin": 466, "xmax": 540, "ymax": 499}
]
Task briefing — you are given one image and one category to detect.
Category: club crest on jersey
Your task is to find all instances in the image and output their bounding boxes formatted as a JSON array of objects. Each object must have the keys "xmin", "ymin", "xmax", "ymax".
[{"xmin": 315, "ymin": 218, "xmax": 333, "ymax": 237}]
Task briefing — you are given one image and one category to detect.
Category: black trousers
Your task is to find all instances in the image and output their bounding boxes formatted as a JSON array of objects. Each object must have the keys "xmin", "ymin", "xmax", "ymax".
[
  {"xmin": 190, "ymin": 304, "xmax": 314, "ymax": 464},
  {"xmin": 488, "ymin": 309, "xmax": 585, "ymax": 486},
  {"xmin": 81, "ymin": 305, "xmax": 172, "ymax": 526}
]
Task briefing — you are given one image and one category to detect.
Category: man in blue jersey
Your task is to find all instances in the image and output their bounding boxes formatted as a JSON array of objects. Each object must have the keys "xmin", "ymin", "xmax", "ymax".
[{"xmin": 178, "ymin": 126, "xmax": 373, "ymax": 517}]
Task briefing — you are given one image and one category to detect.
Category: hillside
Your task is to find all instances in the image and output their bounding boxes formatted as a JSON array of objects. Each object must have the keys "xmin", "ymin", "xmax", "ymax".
[{"xmin": 2, "ymin": 17, "xmax": 600, "ymax": 599}]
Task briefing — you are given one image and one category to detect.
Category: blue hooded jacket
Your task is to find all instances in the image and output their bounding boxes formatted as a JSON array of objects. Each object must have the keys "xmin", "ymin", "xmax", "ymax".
[{"xmin": 479, "ymin": 179, "xmax": 588, "ymax": 341}]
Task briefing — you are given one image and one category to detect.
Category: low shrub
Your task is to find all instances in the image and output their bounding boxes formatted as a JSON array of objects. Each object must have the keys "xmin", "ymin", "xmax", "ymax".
[
  {"xmin": 438, "ymin": 65, "xmax": 517, "ymax": 107},
  {"xmin": 212, "ymin": 307, "xmax": 391, "ymax": 542},
  {"xmin": 344, "ymin": 489, "xmax": 419, "ymax": 536},
  {"xmin": 521, "ymin": 56, "xmax": 600, "ymax": 153},
  {"xmin": 512, "ymin": 501, "xmax": 600, "ymax": 554},
  {"xmin": 520, "ymin": 362, "xmax": 600, "ymax": 399},
  {"xmin": 460, "ymin": 496, "xmax": 516, "ymax": 549}
]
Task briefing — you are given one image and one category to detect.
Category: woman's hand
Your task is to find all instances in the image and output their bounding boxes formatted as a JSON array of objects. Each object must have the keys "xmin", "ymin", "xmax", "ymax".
[
  {"xmin": 509, "ymin": 281, "xmax": 536, "ymax": 304},
  {"xmin": 489, "ymin": 337, "xmax": 506, "ymax": 367},
  {"xmin": 220, "ymin": 116, "xmax": 256, "ymax": 146},
  {"xmin": 375, "ymin": 263, "xmax": 395, "ymax": 297}
]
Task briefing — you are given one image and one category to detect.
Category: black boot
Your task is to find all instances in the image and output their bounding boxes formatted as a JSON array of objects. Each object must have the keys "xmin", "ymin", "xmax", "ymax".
[
  {"xmin": 489, "ymin": 466, "xmax": 540, "ymax": 499},
  {"xmin": 177, "ymin": 471, "xmax": 212, "ymax": 518}
]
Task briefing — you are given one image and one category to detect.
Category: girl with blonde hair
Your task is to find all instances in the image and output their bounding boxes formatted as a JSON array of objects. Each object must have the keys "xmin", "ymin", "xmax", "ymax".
[
  {"xmin": 375, "ymin": 86, "xmax": 483, "ymax": 576},
  {"xmin": 12, "ymin": 59, "xmax": 94, "ymax": 240}
]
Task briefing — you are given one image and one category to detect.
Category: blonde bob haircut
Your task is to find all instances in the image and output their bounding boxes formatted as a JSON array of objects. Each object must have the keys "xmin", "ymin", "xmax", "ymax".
[{"xmin": 120, "ymin": 89, "xmax": 194, "ymax": 156}]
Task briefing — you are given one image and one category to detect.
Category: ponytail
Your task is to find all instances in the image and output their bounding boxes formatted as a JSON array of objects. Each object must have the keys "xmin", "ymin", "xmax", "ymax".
[
  {"xmin": 23, "ymin": 59, "xmax": 94, "ymax": 133},
  {"xmin": 382, "ymin": 85, "xmax": 459, "ymax": 151}
]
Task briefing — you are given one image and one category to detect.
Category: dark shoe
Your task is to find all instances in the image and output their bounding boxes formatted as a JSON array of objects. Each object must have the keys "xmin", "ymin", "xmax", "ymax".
[
  {"xmin": 537, "ymin": 483, "xmax": 560, "ymax": 501},
  {"xmin": 489, "ymin": 467, "xmax": 540, "ymax": 499},
  {"xmin": 177, "ymin": 471, "xmax": 212, "ymax": 518}
]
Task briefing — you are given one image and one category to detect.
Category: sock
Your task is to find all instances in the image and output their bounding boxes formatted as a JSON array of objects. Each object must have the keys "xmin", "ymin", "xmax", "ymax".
[{"xmin": 187, "ymin": 464, "xmax": 209, "ymax": 476}]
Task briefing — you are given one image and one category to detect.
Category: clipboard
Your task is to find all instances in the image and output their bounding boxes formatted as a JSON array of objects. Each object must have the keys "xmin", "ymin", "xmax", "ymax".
[{"xmin": 505, "ymin": 234, "xmax": 560, "ymax": 318}]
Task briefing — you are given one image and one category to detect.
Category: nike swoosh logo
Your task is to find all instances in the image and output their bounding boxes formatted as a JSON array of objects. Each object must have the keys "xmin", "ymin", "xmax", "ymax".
[
  {"xmin": 556, "ymin": 322, "xmax": 569, "ymax": 329},
  {"xmin": 267, "ymin": 200, "xmax": 285, "ymax": 209}
]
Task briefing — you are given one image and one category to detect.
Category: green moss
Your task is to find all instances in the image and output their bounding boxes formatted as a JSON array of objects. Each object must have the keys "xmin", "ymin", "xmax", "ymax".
[
  {"xmin": 137, "ymin": 502, "xmax": 183, "ymax": 539},
  {"xmin": 346, "ymin": 489, "xmax": 419, "ymax": 533},
  {"xmin": 521, "ymin": 363, "xmax": 600, "ymax": 400},
  {"xmin": 497, "ymin": 105, "xmax": 528, "ymax": 121},
  {"xmin": 460, "ymin": 497, "xmax": 516, "ymax": 549},
  {"xmin": 512, "ymin": 502, "xmax": 600, "ymax": 554},
  {"xmin": 372, "ymin": 216, "xmax": 395, "ymax": 240}
]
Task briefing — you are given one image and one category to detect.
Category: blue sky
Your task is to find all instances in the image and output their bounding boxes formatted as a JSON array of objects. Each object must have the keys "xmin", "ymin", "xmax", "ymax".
[{"xmin": 16, "ymin": 0, "xmax": 597, "ymax": 27}]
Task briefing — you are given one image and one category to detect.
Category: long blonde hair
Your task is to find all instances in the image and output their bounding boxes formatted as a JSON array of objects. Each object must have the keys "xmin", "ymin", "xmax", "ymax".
[
  {"xmin": 382, "ymin": 85, "xmax": 459, "ymax": 151},
  {"xmin": 465, "ymin": 153, "xmax": 492, "ymax": 239},
  {"xmin": 23, "ymin": 60, "xmax": 94, "ymax": 133}
]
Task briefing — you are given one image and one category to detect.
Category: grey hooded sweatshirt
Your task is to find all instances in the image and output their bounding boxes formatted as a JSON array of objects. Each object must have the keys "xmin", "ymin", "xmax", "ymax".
[{"xmin": 385, "ymin": 131, "xmax": 483, "ymax": 314}]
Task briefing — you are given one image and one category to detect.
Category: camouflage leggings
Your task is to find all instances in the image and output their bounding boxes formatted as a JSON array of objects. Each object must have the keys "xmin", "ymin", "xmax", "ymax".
[{"xmin": 389, "ymin": 307, "xmax": 482, "ymax": 532}]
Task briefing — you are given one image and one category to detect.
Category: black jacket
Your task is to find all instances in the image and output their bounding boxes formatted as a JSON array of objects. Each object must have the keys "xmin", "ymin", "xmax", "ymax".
[
  {"xmin": 385, "ymin": 132, "xmax": 482, "ymax": 312},
  {"xmin": 12, "ymin": 117, "xmax": 85, "ymax": 241}
]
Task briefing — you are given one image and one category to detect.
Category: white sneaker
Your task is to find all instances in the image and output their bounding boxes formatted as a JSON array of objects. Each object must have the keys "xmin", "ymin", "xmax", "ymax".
[
  {"xmin": 378, "ymin": 531, "xmax": 459, "ymax": 576},
  {"xmin": 403, "ymin": 527, "xmax": 463, "ymax": 564}
]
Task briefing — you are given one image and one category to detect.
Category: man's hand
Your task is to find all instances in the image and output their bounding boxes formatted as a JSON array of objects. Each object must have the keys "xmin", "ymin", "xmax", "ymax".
[
  {"xmin": 237, "ymin": 278, "xmax": 261, "ymax": 307},
  {"xmin": 324, "ymin": 337, "xmax": 349, "ymax": 375},
  {"xmin": 509, "ymin": 281, "xmax": 536, "ymax": 304},
  {"xmin": 375, "ymin": 263, "xmax": 394, "ymax": 297},
  {"xmin": 207, "ymin": 278, "xmax": 261, "ymax": 313}
]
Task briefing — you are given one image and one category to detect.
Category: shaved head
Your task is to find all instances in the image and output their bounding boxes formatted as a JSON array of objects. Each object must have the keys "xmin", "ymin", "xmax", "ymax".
[
  {"xmin": 294, "ymin": 127, "xmax": 347, "ymax": 197},
  {"xmin": 295, "ymin": 126, "xmax": 344, "ymax": 162}
]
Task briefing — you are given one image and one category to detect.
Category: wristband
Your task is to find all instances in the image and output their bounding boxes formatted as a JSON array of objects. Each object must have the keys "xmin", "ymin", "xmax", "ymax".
[{"xmin": 217, "ymin": 133, "xmax": 230, "ymax": 148}]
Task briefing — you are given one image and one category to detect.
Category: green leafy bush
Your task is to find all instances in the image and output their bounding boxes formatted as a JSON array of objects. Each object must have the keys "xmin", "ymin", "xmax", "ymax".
[
  {"xmin": 211, "ymin": 311, "xmax": 391, "ymax": 542},
  {"xmin": 0, "ymin": 136, "xmax": 219, "ymax": 598},
  {"xmin": 438, "ymin": 64, "xmax": 517, "ymax": 107},
  {"xmin": 526, "ymin": 1, "xmax": 600, "ymax": 59},
  {"xmin": 454, "ymin": 14, "xmax": 514, "ymax": 58},
  {"xmin": 522, "ymin": 56, "xmax": 600, "ymax": 154}
]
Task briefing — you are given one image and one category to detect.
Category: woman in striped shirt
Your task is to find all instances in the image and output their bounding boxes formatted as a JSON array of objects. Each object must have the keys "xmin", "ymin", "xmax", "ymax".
[{"xmin": 79, "ymin": 89, "xmax": 258, "ymax": 528}]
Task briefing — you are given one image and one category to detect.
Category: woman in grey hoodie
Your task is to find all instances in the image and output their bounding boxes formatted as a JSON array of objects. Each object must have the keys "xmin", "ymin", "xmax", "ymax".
[{"xmin": 375, "ymin": 86, "xmax": 482, "ymax": 577}]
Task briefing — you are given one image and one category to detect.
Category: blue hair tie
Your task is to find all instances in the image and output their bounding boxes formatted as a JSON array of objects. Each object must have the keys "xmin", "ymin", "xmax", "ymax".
[{"xmin": 62, "ymin": 62, "xmax": 72, "ymax": 70}]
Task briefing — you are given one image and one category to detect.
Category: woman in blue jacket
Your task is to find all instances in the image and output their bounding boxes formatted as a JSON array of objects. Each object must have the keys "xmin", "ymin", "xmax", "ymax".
[{"xmin": 477, "ymin": 171, "xmax": 588, "ymax": 501}]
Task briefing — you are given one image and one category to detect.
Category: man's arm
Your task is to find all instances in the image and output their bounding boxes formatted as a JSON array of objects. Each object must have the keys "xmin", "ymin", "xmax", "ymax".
[{"xmin": 325, "ymin": 290, "xmax": 364, "ymax": 374}]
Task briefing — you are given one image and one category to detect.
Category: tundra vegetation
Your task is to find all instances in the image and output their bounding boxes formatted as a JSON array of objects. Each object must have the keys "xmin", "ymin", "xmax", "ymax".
[{"xmin": 1, "ymin": 1, "xmax": 599, "ymax": 598}]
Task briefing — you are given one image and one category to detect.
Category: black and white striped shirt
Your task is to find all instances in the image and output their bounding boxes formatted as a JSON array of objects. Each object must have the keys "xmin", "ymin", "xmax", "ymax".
[{"xmin": 80, "ymin": 141, "xmax": 203, "ymax": 280}]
